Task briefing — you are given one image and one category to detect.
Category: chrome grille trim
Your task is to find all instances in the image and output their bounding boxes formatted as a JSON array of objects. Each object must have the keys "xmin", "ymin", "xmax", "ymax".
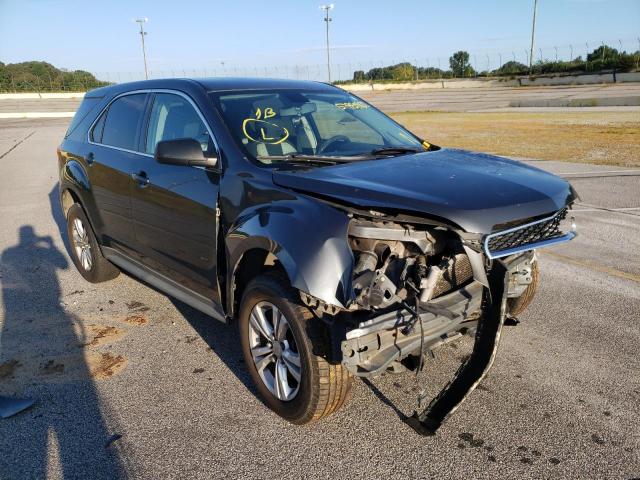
[{"xmin": 483, "ymin": 208, "xmax": 576, "ymax": 259}]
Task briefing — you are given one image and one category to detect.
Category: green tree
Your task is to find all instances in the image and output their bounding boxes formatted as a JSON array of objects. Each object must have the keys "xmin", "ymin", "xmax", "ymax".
[
  {"xmin": 493, "ymin": 61, "xmax": 528, "ymax": 76},
  {"xmin": 587, "ymin": 45, "xmax": 618, "ymax": 62},
  {"xmin": 449, "ymin": 51, "xmax": 475, "ymax": 77},
  {"xmin": 0, "ymin": 61, "xmax": 109, "ymax": 92}
]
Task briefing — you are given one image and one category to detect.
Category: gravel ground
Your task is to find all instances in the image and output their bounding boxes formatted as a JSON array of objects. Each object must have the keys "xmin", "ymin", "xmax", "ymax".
[{"xmin": 0, "ymin": 119, "xmax": 638, "ymax": 479}]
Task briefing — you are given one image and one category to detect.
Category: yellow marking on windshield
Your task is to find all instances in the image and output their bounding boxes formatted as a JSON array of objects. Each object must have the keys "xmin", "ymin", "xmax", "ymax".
[
  {"xmin": 242, "ymin": 118, "xmax": 290, "ymax": 145},
  {"xmin": 253, "ymin": 107, "xmax": 277, "ymax": 120},
  {"xmin": 335, "ymin": 101, "xmax": 369, "ymax": 110}
]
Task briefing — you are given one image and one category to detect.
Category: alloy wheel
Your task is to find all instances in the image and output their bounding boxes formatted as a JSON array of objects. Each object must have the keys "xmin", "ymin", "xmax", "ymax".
[
  {"xmin": 72, "ymin": 217, "xmax": 93, "ymax": 271},
  {"xmin": 248, "ymin": 301, "xmax": 302, "ymax": 401}
]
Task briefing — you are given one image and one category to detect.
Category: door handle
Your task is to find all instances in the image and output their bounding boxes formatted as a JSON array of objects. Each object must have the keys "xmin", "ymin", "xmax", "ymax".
[
  {"xmin": 86, "ymin": 152, "xmax": 94, "ymax": 165},
  {"xmin": 131, "ymin": 171, "xmax": 149, "ymax": 187}
]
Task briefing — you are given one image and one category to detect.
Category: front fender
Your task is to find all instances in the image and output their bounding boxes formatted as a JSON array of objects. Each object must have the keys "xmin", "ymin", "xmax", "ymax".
[{"xmin": 227, "ymin": 196, "xmax": 354, "ymax": 308}]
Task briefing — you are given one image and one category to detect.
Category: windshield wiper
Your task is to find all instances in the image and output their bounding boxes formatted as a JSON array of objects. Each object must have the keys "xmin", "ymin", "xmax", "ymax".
[
  {"xmin": 257, "ymin": 153, "xmax": 371, "ymax": 165},
  {"xmin": 370, "ymin": 147, "xmax": 422, "ymax": 156}
]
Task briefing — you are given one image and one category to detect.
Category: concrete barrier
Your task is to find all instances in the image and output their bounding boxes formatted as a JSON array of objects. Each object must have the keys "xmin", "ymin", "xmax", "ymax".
[
  {"xmin": 0, "ymin": 92, "xmax": 85, "ymax": 100},
  {"xmin": 341, "ymin": 71, "xmax": 640, "ymax": 92},
  {"xmin": 509, "ymin": 95, "xmax": 640, "ymax": 108},
  {"xmin": 343, "ymin": 78, "xmax": 518, "ymax": 92},
  {"xmin": 0, "ymin": 112, "xmax": 75, "ymax": 119},
  {"xmin": 519, "ymin": 72, "xmax": 640, "ymax": 86}
]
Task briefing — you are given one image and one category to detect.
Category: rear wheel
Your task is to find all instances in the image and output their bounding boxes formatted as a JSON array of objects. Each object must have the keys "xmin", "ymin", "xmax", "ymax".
[
  {"xmin": 66, "ymin": 204, "xmax": 119, "ymax": 283},
  {"xmin": 239, "ymin": 273, "xmax": 352, "ymax": 424},
  {"xmin": 507, "ymin": 260, "xmax": 539, "ymax": 316}
]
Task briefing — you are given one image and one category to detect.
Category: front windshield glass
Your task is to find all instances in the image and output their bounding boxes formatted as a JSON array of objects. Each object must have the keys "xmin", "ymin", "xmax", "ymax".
[{"xmin": 211, "ymin": 89, "xmax": 424, "ymax": 164}]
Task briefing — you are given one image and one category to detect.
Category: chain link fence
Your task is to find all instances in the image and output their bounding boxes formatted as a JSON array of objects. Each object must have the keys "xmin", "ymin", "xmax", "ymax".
[{"xmin": 1, "ymin": 39, "xmax": 639, "ymax": 92}]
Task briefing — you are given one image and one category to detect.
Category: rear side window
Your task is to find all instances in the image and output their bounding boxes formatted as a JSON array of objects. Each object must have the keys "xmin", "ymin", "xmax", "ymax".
[
  {"xmin": 100, "ymin": 94, "xmax": 147, "ymax": 151},
  {"xmin": 65, "ymin": 97, "xmax": 102, "ymax": 138}
]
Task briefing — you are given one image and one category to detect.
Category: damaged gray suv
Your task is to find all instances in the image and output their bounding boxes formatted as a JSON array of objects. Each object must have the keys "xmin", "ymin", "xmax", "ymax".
[{"xmin": 58, "ymin": 78, "xmax": 577, "ymax": 434}]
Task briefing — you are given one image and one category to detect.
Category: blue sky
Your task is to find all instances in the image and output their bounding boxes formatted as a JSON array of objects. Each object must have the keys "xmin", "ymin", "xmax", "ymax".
[{"xmin": 1, "ymin": 0, "xmax": 638, "ymax": 80}]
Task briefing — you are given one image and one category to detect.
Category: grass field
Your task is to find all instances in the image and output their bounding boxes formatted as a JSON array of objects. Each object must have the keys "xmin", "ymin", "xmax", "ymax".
[{"xmin": 391, "ymin": 111, "xmax": 640, "ymax": 167}]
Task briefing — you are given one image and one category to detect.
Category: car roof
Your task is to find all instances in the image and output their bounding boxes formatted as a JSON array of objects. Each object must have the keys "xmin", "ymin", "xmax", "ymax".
[{"xmin": 86, "ymin": 77, "xmax": 338, "ymax": 98}]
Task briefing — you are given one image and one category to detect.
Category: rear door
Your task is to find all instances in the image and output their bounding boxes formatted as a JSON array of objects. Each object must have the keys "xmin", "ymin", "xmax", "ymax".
[
  {"xmin": 129, "ymin": 91, "xmax": 222, "ymax": 304},
  {"xmin": 87, "ymin": 92, "xmax": 149, "ymax": 254}
]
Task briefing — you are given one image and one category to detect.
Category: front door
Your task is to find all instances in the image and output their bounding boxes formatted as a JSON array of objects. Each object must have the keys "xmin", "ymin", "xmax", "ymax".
[{"xmin": 129, "ymin": 92, "xmax": 221, "ymax": 304}]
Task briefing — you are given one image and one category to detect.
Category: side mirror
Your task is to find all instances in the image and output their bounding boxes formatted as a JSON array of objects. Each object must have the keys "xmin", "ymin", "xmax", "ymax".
[{"xmin": 154, "ymin": 138, "xmax": 218, "ymax": 168}]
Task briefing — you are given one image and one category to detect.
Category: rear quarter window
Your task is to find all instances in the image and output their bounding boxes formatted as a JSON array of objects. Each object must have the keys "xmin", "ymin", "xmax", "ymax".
[{"xmin": 65, "ymin": 97, "xmax": 102, "ymax": 139}]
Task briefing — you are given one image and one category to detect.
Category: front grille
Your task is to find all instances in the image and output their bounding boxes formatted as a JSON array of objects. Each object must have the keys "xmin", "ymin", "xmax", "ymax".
[{"xmin": 486, "ymin": 207, "xmax": 568, "ymax": 256}]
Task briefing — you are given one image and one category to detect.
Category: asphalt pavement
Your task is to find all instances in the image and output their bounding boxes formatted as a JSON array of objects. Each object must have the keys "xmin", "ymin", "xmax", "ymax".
[{"xmin": 0, "ymin": 118, "xmax": 638, "ymax": 479}]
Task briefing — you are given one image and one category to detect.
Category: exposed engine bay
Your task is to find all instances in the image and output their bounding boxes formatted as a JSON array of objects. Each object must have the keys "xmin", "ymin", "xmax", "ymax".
[
  {"xmin": 348, "ymin": 217, "xmax": 475, "ymax": 312},
  {"xmin": 300, "ymin": 215, "xmax": 541, "ymax": 435}
]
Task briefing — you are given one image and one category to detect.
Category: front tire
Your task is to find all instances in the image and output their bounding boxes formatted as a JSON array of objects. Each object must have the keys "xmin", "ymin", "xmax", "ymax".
[
  {"xmin": 239, "ymin": 273, "xmax": 352, "ymax": 424},
  {"xmin": 66, "ymin": 203, "xmax": 119, "ymax": 283}
]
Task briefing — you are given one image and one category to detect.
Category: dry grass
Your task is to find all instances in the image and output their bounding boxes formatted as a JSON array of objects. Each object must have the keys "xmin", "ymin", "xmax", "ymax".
[{"xmin": 391, "ymin": 111, "xmax": 640, "ymax": 167}]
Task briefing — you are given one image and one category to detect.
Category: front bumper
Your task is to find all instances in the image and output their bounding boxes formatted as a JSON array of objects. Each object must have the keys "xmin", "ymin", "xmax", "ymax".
[{"xmin": 341, "ymin": 281, "xmax": 483, "ymax": 377}]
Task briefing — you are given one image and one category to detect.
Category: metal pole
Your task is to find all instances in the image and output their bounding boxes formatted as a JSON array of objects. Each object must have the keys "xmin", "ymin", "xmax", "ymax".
[
  {"xmin": 135, "ymin": 18, "xmax": 149, "ymax": 80},
  {"xmin": 528, "ymin": 0, "xmax": 538, "ymax": 74},
  {"xmin": 320, "ymin": 4, "xmax": 334, "ymax": 83},
  {"xmin": 585, "ymin": 42, "xmax": 590, "ymax": 71},
  {"xmin": 554, "ymin": 46, "xmax": 558, "ymax": 62},
  {"xmin": 569, "ymin": 44, "xmax": 573, "ymax": 62}
]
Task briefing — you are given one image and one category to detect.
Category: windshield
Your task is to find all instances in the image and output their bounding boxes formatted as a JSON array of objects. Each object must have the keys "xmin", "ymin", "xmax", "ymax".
[{"xmin": 211, "ymin": 89, "xmax": 425, "ymax": 164}]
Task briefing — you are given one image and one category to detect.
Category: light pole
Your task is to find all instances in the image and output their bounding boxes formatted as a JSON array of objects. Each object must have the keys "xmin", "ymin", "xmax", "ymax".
[
  {"xmin": 319, "ymin": 4, "xmax": 334, "ymax": 83},
  {"xmin": 528, "ymin": 0, "xmax": 538, "ymax": 74},
  {"xmin": 135, "ymin": 18, "xmax": 149, "ymax": 80}
]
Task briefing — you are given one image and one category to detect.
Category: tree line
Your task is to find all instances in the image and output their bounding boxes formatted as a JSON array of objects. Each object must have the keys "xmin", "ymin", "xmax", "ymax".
[
  {"xmin": 0, "ymin": 61, "xmax": 108, "ymax": 92},
  {"xmin": 348, "ymin": 45, "xmax": 639, "ymax": 83}
]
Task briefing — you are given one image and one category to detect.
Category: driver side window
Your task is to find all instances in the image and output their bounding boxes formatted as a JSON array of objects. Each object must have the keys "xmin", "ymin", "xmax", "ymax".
[{"xmin": 145, "ymin": 93, "xmax": 212, "ymax": 155}]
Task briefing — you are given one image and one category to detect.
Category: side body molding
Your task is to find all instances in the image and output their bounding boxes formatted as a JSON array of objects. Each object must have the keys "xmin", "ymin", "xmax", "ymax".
[{"xmin": 226, "ymin": 197, "xmax": 355, "ymax": 310}]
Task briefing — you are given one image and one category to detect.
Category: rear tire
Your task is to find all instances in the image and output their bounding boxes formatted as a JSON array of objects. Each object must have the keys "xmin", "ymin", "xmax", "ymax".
[
  {"xmin": 239, "ymin": 273, "xmax": 352, "ymax": 424},
  {"xmin": 66, "ymin": 203, "xmax": 119, "ymax": 283},
  {"xmin": 507, "ymin": 260, "xmax": 539, "ymax": 316}
]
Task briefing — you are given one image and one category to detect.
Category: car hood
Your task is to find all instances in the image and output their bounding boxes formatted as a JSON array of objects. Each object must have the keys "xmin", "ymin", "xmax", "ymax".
[{"xmin": 271, "ymin": 149, "xmax": 575, "ymax": 234}]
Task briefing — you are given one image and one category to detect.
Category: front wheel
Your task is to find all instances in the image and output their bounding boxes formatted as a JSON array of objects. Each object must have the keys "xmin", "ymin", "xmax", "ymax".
[{"xmin": 239, "ymin": 273, "xmax": 352, "ymax": 424}]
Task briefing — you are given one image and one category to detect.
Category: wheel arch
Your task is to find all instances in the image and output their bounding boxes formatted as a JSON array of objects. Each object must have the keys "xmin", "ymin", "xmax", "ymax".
[{"xmin": 228, "ymin": 245, "xmax": 289, "ymax": 319}]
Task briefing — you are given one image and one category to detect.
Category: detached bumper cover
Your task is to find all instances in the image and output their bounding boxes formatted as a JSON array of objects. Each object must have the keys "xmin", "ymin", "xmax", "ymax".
[{"xmin": 406, "ymin": 260, "xmax": 509, "ymax": 435}]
